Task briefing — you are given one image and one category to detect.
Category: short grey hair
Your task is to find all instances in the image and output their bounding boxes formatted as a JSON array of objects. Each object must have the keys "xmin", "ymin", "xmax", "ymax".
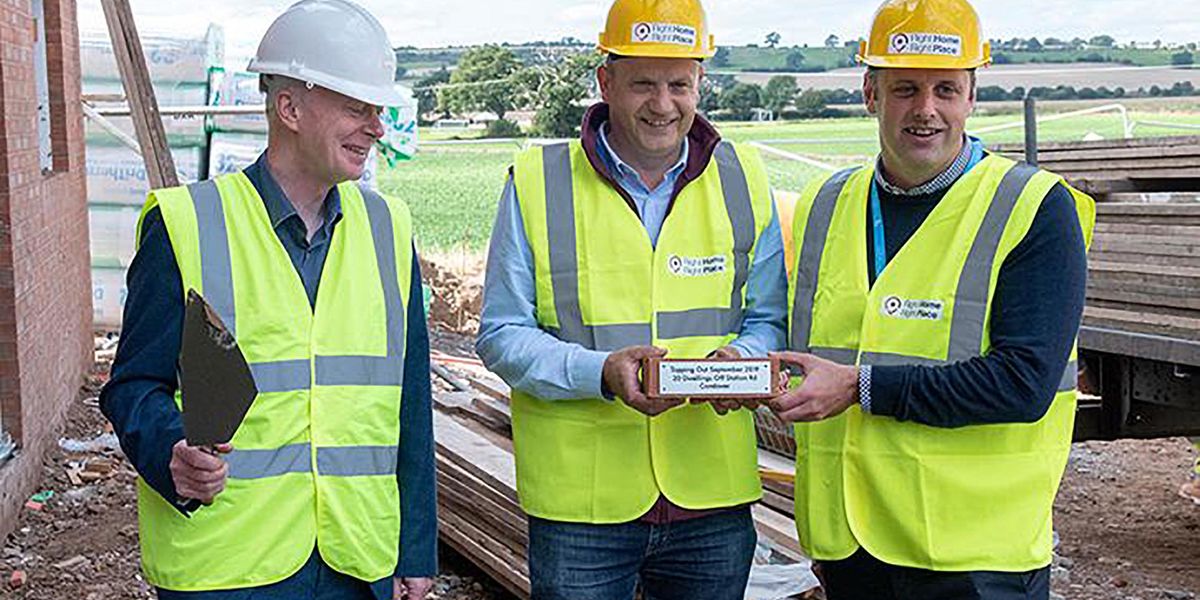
[{"xmin": 259, "ymin": 74, "xmax": 309, "ymax": 118}]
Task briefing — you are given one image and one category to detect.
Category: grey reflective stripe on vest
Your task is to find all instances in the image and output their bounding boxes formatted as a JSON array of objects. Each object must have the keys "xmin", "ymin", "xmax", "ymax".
[
  {"xmin": 790, "ymin": 167, "xmax": 860, "ymax": 352},
  {"xmin": 540, "ymin": 142, "xmax": 759, "ymax": 349},
  {"xmin": 313, "ymin": 186, "xmax": 407, "ymax": 387},
  {"xmin": 317, "ymin": 446, "xmax": 398, "ymax": 477},
  {"xmin": 189, "ymin": 180, "xmax": 237, "ymax": 337},
  {"xmin": 703, "ymin": 141, "xmax": 756, "ymax": 337},
  {"xmin": 811, "ymin": 346, "xmax": 858, "ymax": 365},
  {"xmin": 226, "ymin": 443, "xmax": 311, "ymax": 479},
  {"xmin": 946, "ymin": 163, "xmax": 1039, "ymax": 362},
  {"xmin": 249, "ymin": 359, "xmax": 311, "ymax": 393},
  {"xmin": 226, "ymin": 443, "xmax": 400, "ymax": 479}
]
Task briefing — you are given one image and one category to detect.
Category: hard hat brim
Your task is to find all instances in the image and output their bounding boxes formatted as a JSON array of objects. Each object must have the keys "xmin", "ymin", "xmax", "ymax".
[
  {"xmin": 857, "ymin": 54, "xmax": 991, "ymax": 70},
  {"xmin": 598, "ymin": 42, "xmax": 715, "ymax": 59},
  {"xmin": 248, "ymin": 60, "xmax": 407, "ymax": 108}
]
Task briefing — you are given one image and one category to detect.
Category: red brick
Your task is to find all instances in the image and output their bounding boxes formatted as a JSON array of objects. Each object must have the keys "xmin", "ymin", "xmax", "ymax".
[{"xmin": 0, "ymin": 0, "xmax": 89, "ymax": 539}]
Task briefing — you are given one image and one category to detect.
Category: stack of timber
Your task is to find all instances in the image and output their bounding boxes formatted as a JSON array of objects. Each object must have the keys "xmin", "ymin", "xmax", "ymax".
[
  {"xmin": 428, "ymin": 353, "xmax": 817, "ymax": 599},
  {"xmin": 1084, "ymin": 203, "xmax": 1200, "ymax": 365},
  {"xmin": 991, "ymin": 135, "xmax": 1200, "ymax": 200}
]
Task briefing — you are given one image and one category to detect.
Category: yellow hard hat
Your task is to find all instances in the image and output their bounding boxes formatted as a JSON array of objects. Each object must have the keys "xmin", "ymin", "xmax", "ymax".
[
  {"xmin": 598, "ymin": 0, "xmax": 716, "ymax": 59},
  {"xmin": 857, "ymin": 0, "xmax": 991, "ymax": 70}
]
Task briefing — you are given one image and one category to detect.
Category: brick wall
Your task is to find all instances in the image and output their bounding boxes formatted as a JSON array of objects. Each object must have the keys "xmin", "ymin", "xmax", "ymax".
[{"xmin": 0, "ymin": 0, "xmax": 92, "ymax": 537}]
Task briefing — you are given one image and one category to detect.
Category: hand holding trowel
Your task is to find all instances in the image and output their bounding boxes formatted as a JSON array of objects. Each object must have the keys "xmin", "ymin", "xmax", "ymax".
[{"xmin": 174, "ymin": 290, "xmax": 258, "ymax": 506}]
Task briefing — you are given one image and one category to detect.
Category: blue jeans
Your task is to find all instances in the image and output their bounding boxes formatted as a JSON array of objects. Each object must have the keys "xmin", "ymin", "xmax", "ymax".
[
  {"xmin": 820, "ymin": 549, "xmax": 1051, "ymax": 600},
  {"xmin": 528, "ymin": 506, "xmax": 757, "ymax": 600},
  {"xmin": 155, "ymin": 550, "xmax": 392, "ymax": 600}
]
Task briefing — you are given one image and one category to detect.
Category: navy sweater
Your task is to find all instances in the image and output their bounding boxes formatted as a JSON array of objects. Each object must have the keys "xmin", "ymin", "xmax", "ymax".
[
  {"xmin": 865, "ymin": 177, "xmax": 1087, "ymax": 428},
  {"xmin": 99, "ymin": 157, "xmax": 437, "ymax": 579}
]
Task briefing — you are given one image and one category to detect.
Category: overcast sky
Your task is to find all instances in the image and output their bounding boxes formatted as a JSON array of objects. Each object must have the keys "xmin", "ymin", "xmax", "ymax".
[{"xmin": 77, "ymin": 0, "xmax": 1200, "ymax": 69}]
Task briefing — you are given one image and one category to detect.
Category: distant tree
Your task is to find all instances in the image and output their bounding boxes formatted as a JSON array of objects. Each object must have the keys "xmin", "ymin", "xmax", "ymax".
[
  {"xmin": 825, "ymin": 34, "xmax": 840, "ymax": 48},
  {"xmin": 718, "ymin": 83, "xmax": 763, "ymax": 120},
  {"xmin": 794, "ymin": 88, "xmax": 827, "ymax": 118},
  {"xmin": 763, "ymin": 76, "xmax": 798, "ymax": 113},
  {"xmin": 394, "ymin": 65, "xmax": 408, "ymax": 80},
  {"xmin": 440, "ymin": 45, "xmax": 525, "ymax": 121},
  {"xmin": 1043, "ymin": 37, "xmax": 1065, "ymax": 47},
  {"xmin": 700, "ymin": 78, "xmax": 721, "ymax": 113},
  {"xmin": 1172, "ymin": 51, "xmax": 1195, "ymax": 66},
  {"xmin": 1089, "ymin": 35, "xmax": 1116, "ymax": 48},
  {"xmin": 415, "ymin": 68, "xmax": 451, "ymax": 122},
  {"xmin": 976, "ymin": 85, "xmax": 1008, "ymax": 102},
  {"xmin": 1025, "ymin": 37, "xmax": 1043, "ymax": 52},
  {"xmin": 1070, "ymin": 37, "xmax": 1087, "ymax": 49},
  {"xmin": 765, "ymin": 32, "xmax": 782, "ymax": 48},
  {"xmin": 711, "ymin": 46, "xmax": 731, "ymax": 68},
  {"xmin": 785, "ymin": 49, "xmax": 806, "ymax": 70},
  {"xmin": 531, "ymin": 53, "xmax": 604, "ymax": 138}
]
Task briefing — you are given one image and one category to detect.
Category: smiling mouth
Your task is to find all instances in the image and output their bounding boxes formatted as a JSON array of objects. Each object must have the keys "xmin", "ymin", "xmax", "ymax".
[
  {"xmin": 640, "ymin": 116, "xmax": 678, "ymax": 129},
  {"xmin": 343, "ymin": 144, "xmax": 369, "ymax": 158},
  {"xmin": 903, "ymin": 126, "xmax": 945, "ymax": 139}
]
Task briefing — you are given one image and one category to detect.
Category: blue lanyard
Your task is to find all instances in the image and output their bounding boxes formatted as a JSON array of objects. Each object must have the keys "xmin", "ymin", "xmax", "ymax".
[{"xmin": 869, "ymin": 141, "xmax": 985, "ymax": 279}]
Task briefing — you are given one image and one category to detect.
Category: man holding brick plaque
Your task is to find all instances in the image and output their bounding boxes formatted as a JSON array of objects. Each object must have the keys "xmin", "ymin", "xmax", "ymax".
[{"xmin": 475, "ymin": 0, "xmax": 787, "ymax": 597}]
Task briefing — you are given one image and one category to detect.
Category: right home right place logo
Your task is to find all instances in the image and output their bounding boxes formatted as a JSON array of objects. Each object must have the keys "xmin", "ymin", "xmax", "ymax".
[{"xmin": 881, "ymin": 295, "xmax": 945, "ymax": 321}]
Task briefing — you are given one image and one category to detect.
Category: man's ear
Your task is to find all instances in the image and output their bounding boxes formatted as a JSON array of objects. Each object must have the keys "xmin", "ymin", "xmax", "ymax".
[
  {"xmin": 275, "ymin": 87, "xmax": 304, "ymax": 133},
  {"xmin": 863, "ymin": 72, "xmax": 878, "ymax": 116},
  {"xmin": 597, "ymin": 63, "xmax": 613, "ymax": 103}
]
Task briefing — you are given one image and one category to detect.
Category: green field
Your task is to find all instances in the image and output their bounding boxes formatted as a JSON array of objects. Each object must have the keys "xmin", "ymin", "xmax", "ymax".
[{"xmin": 379, "ymin": 109, "xmax": 1200, "ymax": 252}]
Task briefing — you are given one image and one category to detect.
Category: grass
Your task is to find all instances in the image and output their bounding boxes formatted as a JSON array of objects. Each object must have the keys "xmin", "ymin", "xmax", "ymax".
[
  {"xmin": 382, "ymin": 109, "xmax": 1200, "ymax": 253},
  {"xmin": 377, "ymin": 143, "xmax": 517, "ymax": 251}
]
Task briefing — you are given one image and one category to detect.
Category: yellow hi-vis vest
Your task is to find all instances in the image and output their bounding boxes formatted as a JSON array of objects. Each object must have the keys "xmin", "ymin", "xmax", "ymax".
[
  {"xmin": 510, "ymin": 140, "xmax": 773, "ymax": 523},
  {"xmin": 786, "ymin": 154, "xmax": 1095, "ymax": 571},
  {"xmin": 134, "ymin": 173, "xmax": 414, "ymax": 590}
]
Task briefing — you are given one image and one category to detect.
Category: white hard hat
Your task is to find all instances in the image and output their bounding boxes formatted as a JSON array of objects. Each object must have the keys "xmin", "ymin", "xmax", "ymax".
[{"xmin": 247, "ymin": 0, "xmax": 404, "ymax": 107}]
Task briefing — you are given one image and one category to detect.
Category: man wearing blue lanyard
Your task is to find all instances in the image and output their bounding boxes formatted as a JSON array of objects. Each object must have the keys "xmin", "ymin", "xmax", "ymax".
[{"xmin": 769, "ymin": 0, "xmax": 1094, "ymax": 598}]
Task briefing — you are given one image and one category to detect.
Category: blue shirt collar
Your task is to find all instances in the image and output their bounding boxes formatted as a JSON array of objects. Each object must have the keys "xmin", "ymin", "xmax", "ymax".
[
  {"xmin": 245, "ymin": 152, "xmax": 343, "ymax": 232},
  {"xmin": 874, "ymin": 135, "xmax": 982, "ymax": 197},
  {"xmin": 596, "ymin": 122, "xmax": 689, "ymax": 191}
]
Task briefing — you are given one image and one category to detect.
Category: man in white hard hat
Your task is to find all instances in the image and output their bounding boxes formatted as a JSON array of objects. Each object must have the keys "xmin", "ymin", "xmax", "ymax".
[
  {"xmin": 476, "ymin": 0, "xmax": 788, "ymax": 597},
  {"xmin": 100, "ymin": 1, "xmax": 436, "ymax": 599},
  {"xmin": 769, "ymin": 0, "xmax": 1094, "ymax": 598}
]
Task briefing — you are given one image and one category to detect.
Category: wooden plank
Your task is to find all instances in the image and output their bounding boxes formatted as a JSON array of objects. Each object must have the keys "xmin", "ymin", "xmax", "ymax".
[
  {"xmin": 1094, "ymin": 222, "xmax": 1200, "ymax": 237},
  {"xmin": 1045, "ymin": 157, "xmax": 1200, "ymax": 173},
  {"xmin": 1083, "ymin": 305, "xmax": 1200, "ymax": 341},
  {"xmin": 99, "ymin": 0, "xmax": 177, "ymax": 188},
  {"xmin": 1012, "ymin": 145, "xmax": 1200, "ymax": 163},
  {"xmin": 1102, "ymin": 192, "xmax": 1200, "ymax": 204},
  {"xmin": 1090, "ymin": 251, "xmax": 1200, "ymax": 268},
  {"xmin": 1097, "ymin": 203, "xmax": 1200, "ymax": 217},
  {"xmin": 433, "ymin": 411, "xmax": 519, "ymax": 500},
  {"xmin": 439, "ymin": 513, "xmax": 530, "ymax": 599},
  {"xmin": 470, "ymin": 374, "xmax": 513, "ymax": 404},
  {"xmin": 752, "ymin": 504, "xmax": 806, "ymax": 562},
  {"xmin": 993, "ymin": 135, "xmax": 1200, "ymax": 153}
]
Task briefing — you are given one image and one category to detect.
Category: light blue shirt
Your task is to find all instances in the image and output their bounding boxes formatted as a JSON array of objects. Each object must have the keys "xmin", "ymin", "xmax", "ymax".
[{"xmin": 475, "ymin": 125, "xmax": 788, "ymax": 400}]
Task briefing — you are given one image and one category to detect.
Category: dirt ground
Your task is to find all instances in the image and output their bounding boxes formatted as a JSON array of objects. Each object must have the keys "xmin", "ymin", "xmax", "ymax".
[
  {"xmin": 0, "ymin": 322, "xmax": 1195, "ymax": 598},
  {"xmin": 1052, "ymin": 438, "xmax": 1200, "ymax": 599}
]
